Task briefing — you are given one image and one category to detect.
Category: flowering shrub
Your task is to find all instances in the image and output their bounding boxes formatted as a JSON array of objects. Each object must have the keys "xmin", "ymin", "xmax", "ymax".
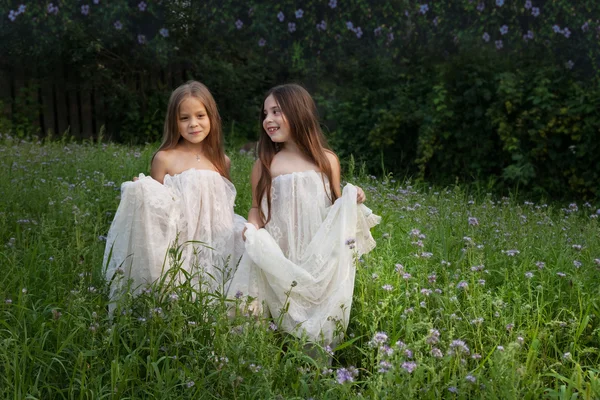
[{"xmin": 1, "ymin": 0, "xmax": 599, "ymax": 196}]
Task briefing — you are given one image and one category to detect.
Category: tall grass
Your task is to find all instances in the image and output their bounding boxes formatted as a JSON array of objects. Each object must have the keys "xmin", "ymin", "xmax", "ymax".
[{"xmin": 0, "ymin": 134, "xmax": 599, "ymax": 399}]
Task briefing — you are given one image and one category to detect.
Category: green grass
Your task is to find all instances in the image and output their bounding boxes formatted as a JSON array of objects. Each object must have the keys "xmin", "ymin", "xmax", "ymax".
[{"xmin": 1, "ymin": 133, "xmax": 599, "ymax": 399}]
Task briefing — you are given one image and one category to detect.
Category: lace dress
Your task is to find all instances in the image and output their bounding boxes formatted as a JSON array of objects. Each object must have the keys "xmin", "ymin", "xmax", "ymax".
[
  {"xmin": 104, "ymin": 169, "xmax": 246, "ymax": 308},
  {"xmin": 229, "ymin": 170, "xmax": 380, "ymax": 345}
]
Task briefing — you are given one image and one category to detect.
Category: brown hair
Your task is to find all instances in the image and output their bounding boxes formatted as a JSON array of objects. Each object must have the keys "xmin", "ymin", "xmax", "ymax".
[
  {"xmin": 255, "ymin": 83, "xmax": 338, "ymax": 225},
  {"xmin": 153, "ymin": 80, "xmax": 229, "ymax": 179}
]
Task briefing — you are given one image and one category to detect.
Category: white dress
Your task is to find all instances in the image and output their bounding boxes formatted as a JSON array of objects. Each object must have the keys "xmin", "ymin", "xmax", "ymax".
[
  {"xmin": 104, "ymin": 169, "xmax": 246, "ymax": 309},
  {"xmin": 229, "ymin": 170, "xmax": 380, "ymax": 345}
]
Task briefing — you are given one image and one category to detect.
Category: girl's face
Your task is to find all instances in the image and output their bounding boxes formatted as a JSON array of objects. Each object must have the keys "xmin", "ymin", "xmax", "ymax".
[
  {"xmin": 263, "ymin": 94, "xmax": 291, "ymax": 143},
  {"xmin": 178, "ymin": 97, "xmax": 211, "ymax": 145}
]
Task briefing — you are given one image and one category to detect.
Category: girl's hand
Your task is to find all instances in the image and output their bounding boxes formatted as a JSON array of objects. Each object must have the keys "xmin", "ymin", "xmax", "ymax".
[
  {"xmin": 356, "ymin": 186, "xmax": 366, "ymax": 204},
  {"xmin": 242, "ymin": 223, "xmax": 260, "ymax": 241},
  {"xmin": 132, "ymin": 176, "xmax": 139, "ymax": 182}
]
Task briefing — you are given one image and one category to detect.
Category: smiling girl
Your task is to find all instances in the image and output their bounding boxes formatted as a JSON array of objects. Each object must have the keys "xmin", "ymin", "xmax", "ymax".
[
  {"xmin": 104, "ymin": 81, "xmax": 245, "ymax": 312},
  {"xmin": 229, "ymin": 84, "xmax": 380, "ymax": 347}
]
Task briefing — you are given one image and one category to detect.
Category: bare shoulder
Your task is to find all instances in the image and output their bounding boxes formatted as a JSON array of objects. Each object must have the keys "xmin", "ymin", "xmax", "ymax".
[
  {"xmin": 324, "ymin": 150, "xmax": 340, "ymax": 170},
  {"xmin": 151, "ymin": 150, "xmax": 172, "ymax": 181},
  {"xmin": 225, "ymin": 154, "xmax": 231, "ymax": 169}
]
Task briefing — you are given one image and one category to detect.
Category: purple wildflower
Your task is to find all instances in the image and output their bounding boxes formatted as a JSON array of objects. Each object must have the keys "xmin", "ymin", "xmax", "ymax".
[
  {"xmin": 159, "ymin": 28, "xmax": 169, "ymax": 37},
  {"xmin": 500, "ymin": 25, "xmax": 509, "ymax": 35},
  {"xmin": 114, "ymin": 20, "xmax": 123, "ymax": 30},
  {"xmin": 427, "ymin": 329, "xmax": 440, "ymax": 344},
  {"xmin": 295, "ymin": 9, "xmax": 304, "ymax": 18},
  {"xmin": 536, "ymin": 261, "xmax": 545, "ymax": 269},
  {"xmin": 316, "ymin": 20, "xmax": 327, "ymax": 31},
  {"xmin": 382, "ymin": 284, "xmax": 394, "ymax": 291},
  {"xmin": 277, "ymin": 11, "xmax": 284, "ymax": 22},
  {"xmin": 457, "ymin": 281, "xmax": 468, "ymax": 289},
  {"xmin": 401, "ymin": 361, "xmax": 417, "ymax": 373},
  {"xmin": 378, "ymin": 360, "xmax": 392, "ymax": 373},
  {"xmin": 137, "ymin": 34, "xmax": 146, "ymax": 44},
  {"xmin": 81, "ymin": 5, "xmax": 89, "ymax": 15},
  {"xmin": 531, "ymin": 7, "xmax": 540, "ymax": 17},
  {"xmin": 524, "ymin": 0, "xmax": 532, "ymax": 9},
  {"xmin": 466, "ymin": 374, "xmax": 477, "ymax": 383},
  {"xmin": 496, "ymin": 0, "xmax": 505, "ymax": 6},
  {"xmin": 235, "ymin": 20, "xmax": 243, "ymax": 29},
  {"xmin": 552, "ymin": 25, "xmax": 562, "ymax": 33},
  {"xmin": 371, "ymin": 332, "xmax": 389, "ymax": 345},
  {"xmin": 258, "ymin": 38, "xmax": 266, "ymax": 47},
  {"xmin": 419, "ymin": 4, "xmax": 429, "ymax": 14},
  {"xmin": 355, "ymin": 27, "xmax": 363, "ymax": 38},
  {"xmin": 573, "ymin": 260, "xmax": 581, "ymax": 268},
  {"xmin": 346, "ymin": 21, "xmax": 354, "ymax": 30},
  {"xmin": 431, "ymin": 347, "xmax": 443, "ymax": 358},
  {"xmin": 449, "ymin": 339, "xmax": 470, "ymax": 355},
  {"xmin": 565, "ymin": 60, "xmax": 575, "ymax": 69},
  {"xmin": 329, "ymin": 0, "xmax": 337, "ymax": 8},
  {"xmin": 582, "ymin": 22, "xmax": 589, "ymax": 32},
  {"xmin": 288, "ymin": 22, "xmax": 296, "ymax": 32},
  {"xmin": 495, "ymin": 40, "xmax": 504, "ymax": 49},
  {"xmin": 448, "ymin": 387, "xmax": 458, "ymax": 393},
  {"xmin": 557, "ymin": 272, "xmax": 566, "ymax": 277},
  {"xmin": 138, "ymin": 1, "xmax": 147, "ymax": 12},
  {"xmin": 269, "ymin": 321, "xmax": 277, "ymax": 331},
  {"xmin": 468, "ymin": 217, "xmax": 479, "ymax": 225},
  {"xmin": 563, "ymin": 27, "xmax": 571, "ymax": 38},
  {"xmin": 525, "ymin": 271, "xmax": 533, "ymax": 279},
  {"xmin": 477, "ymin": 2, "xmax": 485, "ymax": 11}
]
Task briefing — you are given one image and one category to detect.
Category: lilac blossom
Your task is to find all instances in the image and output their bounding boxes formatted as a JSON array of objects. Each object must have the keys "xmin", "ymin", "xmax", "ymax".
[
  {"xmin": 81, "ymin": 5, "xmax": 89, "ymax": 15},
  {"xmin": 235, "ymin": 20, "xmax": 243, "ymax": 29},
  {"xmin": 336, "ymin": 367, "xmax": 358, "ymax": 384},
  {"xmin": 457, "ymin": 281, "xmax": 468, "ymax": 289},
  {"xmin": 495, "ymin": 40, "xmax": 504, "ymax": 49},
  {"xmin": 114, "ymin": 20, "xmax": 123, "ymax": 30},
  {"xmin": 288, "ymin": 22, "xmax": 296, "ymax": 32},
  {"xmin": 138, "ymin": 1, "xmax": 147, "ymax": 12},
  {"xmin": 419, "ymin": 4, "xmax": 429, "ymax": 15},
  {"xmin": 382, "ymin": 284, "xmax": 394, "ymax": 291},
  {"xmin": 468, "ymin": 217, "xmax": 479, "ymax": 225},
  {"xmin": 563, "ymin": 27, "xmax": 571, "ymax": 38},
  {"xmin": 477, "ymin": 2, "xmax": 485, "ymax": 12},
  {"xmin": 159, "ymin": 28, "xmax": 169, "ymax": 37},
  {"xmin": 316, "ymin": 20, "xmax": 327, "ymax": 31},
  {"xmin": 500, "ymin": 25, "xmax": 509, "ymax": 35},
  {"xmin": 277, "ymin": 11, "xmax": 284, "ymax": 22},
  {"xmin": 531, "ymin": 7, "xmax": 540, "ymax": 17},
  {"xmin": 552, "ymin": 25, "xmax": 562, "ymax": 33},
  {"xmin": 355, "ymin": 27, "xmax": 363, "ymax": 38},
  {"xmin": 524, "ymin": 0, "xmax": 532, "ymax": 9},
  {"xmin": 466, "ymin": 375, "xmax": 477, "ymax": 383},
  {"xmin": 258, "ymin": 38, "xmax": 266, "ymax": 47},
  {"xmin": 378, "ymin": 360, "xmax": 392, "ymax": 373},
  {"xmin": 525, "ymin": 271, "xmax": 533, "ymax": 279},
  {"xmin": 346, "ymin": 21, "xmax": 354, "ymax": 30},
  {"xmin": 329, "ymin": 0, "xmax": 337, "ymax": 9},
  {"xmin": 536, "ymin": 261, "xmax": 545, "ymax": 269},
  {"xmin": 295, "ymin": 9, "xmax": 304, "ymax": 19},
  {"xmin": 47, "ymin": 3, "xmax": 59, "ymax": 14},
  {"xmin": 573, "ymin": 260, "xmax": 581, "ymax": 268}
]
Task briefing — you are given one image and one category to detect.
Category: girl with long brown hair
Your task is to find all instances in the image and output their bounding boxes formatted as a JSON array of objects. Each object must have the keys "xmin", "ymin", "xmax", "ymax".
[
  {"xmin": 229, "ymin": 84, "xmax": 380, "ymax": 347},
  {"xmin": 104, "ymin": 81, "xmax": 245, "ymax": 313}
]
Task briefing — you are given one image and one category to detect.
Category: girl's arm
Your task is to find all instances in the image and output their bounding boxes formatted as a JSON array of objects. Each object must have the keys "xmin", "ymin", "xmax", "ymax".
[
  {"xmin": 150, "ymin": 151, "xmax": 169, "ymax": 184},
  {"xmin": 247, "ymin": 159, "xmax": 263, "ymax": 229},
  {"xmin": 326, "ymin": 150, "xmax": 366, "ymax": 203},
  {"xmin": 225, "ymin": 155, "xmax": 231, "ymax": 177}
]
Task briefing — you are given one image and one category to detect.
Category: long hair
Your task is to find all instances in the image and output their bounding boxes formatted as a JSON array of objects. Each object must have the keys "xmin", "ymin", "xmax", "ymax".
[
  {"xmin": 153, "ymin": 81, "xmax": 229, "ymax": 180},
  {"xmin": 255, "ymin": 83, "xmax": 338, "ymax": 225}
]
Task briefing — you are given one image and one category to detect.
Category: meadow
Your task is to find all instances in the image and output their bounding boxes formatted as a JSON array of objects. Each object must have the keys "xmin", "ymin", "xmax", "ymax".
[{"xmin": 1, "ymin": 133, "xmax": 599, "ymax": 399}]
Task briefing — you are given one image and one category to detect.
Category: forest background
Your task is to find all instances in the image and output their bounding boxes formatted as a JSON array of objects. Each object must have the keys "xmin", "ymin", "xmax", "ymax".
[{"xmin": 1, "ymin": 0, "xmax": 599, "ymax": 198}]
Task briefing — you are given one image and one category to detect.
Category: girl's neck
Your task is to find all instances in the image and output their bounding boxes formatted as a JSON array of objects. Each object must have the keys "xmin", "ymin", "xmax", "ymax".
[
  {"xmin": 180, "ymin": 140, "xmax": 205, "ymax": 155},
  {"xmin": 281, "ymin": 140, "xmax": 300, "ymax": 154}
]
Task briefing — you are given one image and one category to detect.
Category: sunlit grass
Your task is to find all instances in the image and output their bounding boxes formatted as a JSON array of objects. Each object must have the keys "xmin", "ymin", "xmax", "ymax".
[{"xmin": 1, "ymin": 134, "xmax": 599, "ymax": 399}]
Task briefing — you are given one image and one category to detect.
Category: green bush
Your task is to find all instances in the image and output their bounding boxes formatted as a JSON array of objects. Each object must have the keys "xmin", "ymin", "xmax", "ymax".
[{"xmin": 1, "ymin": 0, "xmax": 599, "ymax": 197}]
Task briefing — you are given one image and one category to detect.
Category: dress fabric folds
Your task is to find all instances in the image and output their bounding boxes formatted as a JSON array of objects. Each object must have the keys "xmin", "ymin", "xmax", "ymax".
[
  {"xmin": 229, "ymin": 170, "xmax": 380, "ymax": 345},
  {"xmin": 104, "ymin": 169, "xmax": 246, "ymax": 308}
]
